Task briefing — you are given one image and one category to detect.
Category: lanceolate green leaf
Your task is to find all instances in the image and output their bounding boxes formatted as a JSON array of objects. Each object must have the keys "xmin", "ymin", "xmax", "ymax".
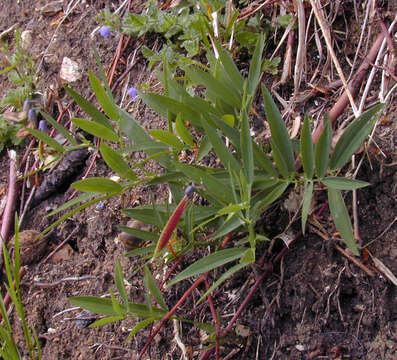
[
  {"xmin": 65, "ymin": 86, "xmax": 112, "ymax": 130},
  {"xmin": 300, "ymin": 114, "xmax": 314, "ymax": 178},
  {"xmin": 241, "ymin": 106, "xmax": 254, "ymax": 185},
  {"xmin": 115, "ymin": 260, "xmax": 128, "ymax": 305},
  {"xmin": 322, "ymin": 177, "xmax": 370, "ymax": 190},
  {"xmin": 327, "ymin": 188, "xmax": 359, "ymax": 255},
  {"xmin": 174, "ymin": 162, "xmax": 234, "ymax": 204},
  {"xmin": 261, "ymin": 85, "xmax": 294, "ymax": 172},
  {"xmin": 270, "ymin": 139, "xmax": 288, "ymax": 178},
  {"xmin": 247, "ymin": 33, "xmax": 265, "ymax": 99},
  {"xmin": 126, "ymin": 318, "xmax": 157, "ymax": 341},
  {"xmin": 314, "ymin": 116, "xmax": 332, "ymax": 178},
  {"xmin": 26, "ymin": 128, "xmax": 65, "ymax": 153},
  {"xmin": 40, "ymin": 111, "xmax": 78, "ymax": 145},
  {"xmin": 144, "ymin": 265, "xmax": 168, "ymax": 311},
  {"xmin": 72, "ymin": 118, "xmax": 119, "ymax": 142},
  {"xmin": 88, "ymin": 71, "xmax": 120, "ymax": 121},
  {"xmin": 167, "ymin": 248, "xmax": 246, "ymax": 287},
  {"xmin": 69, "ymin": 297, "xmax": 119, "ymax": 316},
  {"xmin": 72, "ymin": 177, "xmax": 122, "ymax": 194},
  {"xmin": 150, "ymin": 129, "xmax": 185, "ymax": 151},
  {"xmin": 175, "ymin": 114, "xmax": 194, "ymax": 147},
  {"xmin": 330, "ymin": 104, "xmax": 385, "ymax": 170},
  {"xmin": 214, "ymin": 39, "xmax": 244, "ymax": 90},
  {"xmin": 186, "ymin": 66, "xmax": 241, "ymax": 108},
  {"xmin": 100, "ymin": 143, "xmax": 137, "ymax": 181},
  {"xmin": 197, "ymin": 263, "xmax": 247, "ymax": 305},
  {"xmin": 301, "ymin": 181, "xmax": 313, "ymax": 233},
  {"xmin": 200, "ymin": 115, "xmax": 241, "ymax": 172}
]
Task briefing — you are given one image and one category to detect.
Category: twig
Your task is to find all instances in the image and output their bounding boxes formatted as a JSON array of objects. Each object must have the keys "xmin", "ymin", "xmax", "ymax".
[
  {"xmin": 363, "ymin": 216, "xmax": 397, "ymax": 249},
  {"xmin": 309, "ymin": 0, "xmax": 358, "ymax": 116},
  {"xmin": 311, "ymin": 32, "xmax": 385, "ymax": 144},
  {"xmin": 334, "ymin": 244, "xmax": 375, "ymax": 277},
  {"xmin": 19, "ymin": 186, "xmax": 36, "ymax": 228},
  {"xmin": 172, "ymin": 319, "xmax": 188, "ymax": 360},
  {"xmin": 42, "ymin": 225, "xmax": 79, "ymax": 263},
  {"xmin": 30, "ymin": 275, "xmax": 96, "ymax": 288},
  {"xmin": 206, "ymin": 281, "xmax": 220, "ymax": 359},
  {"xmin": 293, "ymin": 0, "xmax": 306, "ymax": 94}
]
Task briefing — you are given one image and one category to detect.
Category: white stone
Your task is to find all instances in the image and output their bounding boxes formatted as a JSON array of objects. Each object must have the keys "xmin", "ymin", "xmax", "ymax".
[{"xmin": 60, "ymin": 57, "xmax": 82, "ymax": 82}]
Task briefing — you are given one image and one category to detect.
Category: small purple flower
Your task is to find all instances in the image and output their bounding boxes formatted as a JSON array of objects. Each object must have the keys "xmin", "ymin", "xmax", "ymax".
[
  {"xmin": 185, "ymin": 185, "xmax": 195, "ymax": 197},
  {"xmin": 28, "ymin": 109, "xmax": 37, "ymax": 123},
  {"xmin": 99, "ymin": 25, "xmax": 111, "ymax": 38},
  {"xmin": 38, "ymin": 120, "xmax": 48, "ymax": 132},
  {"xmin": 23, "ymin": 99, "xmax": 31, "ymax": 112},
  {"xmin": 127, "ymin": 87, "xmax": 137, "ymax": 100}
]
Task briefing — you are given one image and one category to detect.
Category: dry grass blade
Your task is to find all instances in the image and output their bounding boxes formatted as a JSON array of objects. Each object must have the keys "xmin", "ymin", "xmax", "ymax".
[
  {"xmin": 370, "ymin": 253, "xmax": 397, "ymax": 287},
  {"xmin": 293, "ymin": 0, "xmax": 306, "ymax": 94}
]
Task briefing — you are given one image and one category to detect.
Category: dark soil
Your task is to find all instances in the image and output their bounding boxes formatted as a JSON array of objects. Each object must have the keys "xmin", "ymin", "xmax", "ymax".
[{"xmin": 0, "ymin": 1, "xmax": 396, "ymax": 359}]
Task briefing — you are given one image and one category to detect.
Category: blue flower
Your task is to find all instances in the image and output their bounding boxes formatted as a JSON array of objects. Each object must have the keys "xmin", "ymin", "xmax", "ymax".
[
  {"xmin": 28, "ymin": 109, "xmax": 37, "ymax": 123},
  {"xmin": 99, "ymin": 26, "xmax": 111, "ymax": 38},
  {"xmin": 38, "ymin": 120, "xmax": 48, "ymax": 132},
  {"xmin": 23, "ymin": 99, "xmax": 31, "ymax": 112},
  {"xmin": 127, "ymin": 87, "xmax": 137, "ymax": 100}
]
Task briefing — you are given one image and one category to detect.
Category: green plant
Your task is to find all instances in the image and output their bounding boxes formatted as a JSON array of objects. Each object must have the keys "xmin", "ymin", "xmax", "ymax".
[
  {"xmin": 0, "ymin": 29, "xmax": 36, "ymax": 109},
  {"xmin": 0, "ymin": 29, "xmax": 38, "ymax": 152},
  {"xmin": 0, "ymin": 218, "xmax": 41, "ymax": 359},
  {"xmin": 26, "ymin": 34, "xmax": 384, "ymax": 353}
]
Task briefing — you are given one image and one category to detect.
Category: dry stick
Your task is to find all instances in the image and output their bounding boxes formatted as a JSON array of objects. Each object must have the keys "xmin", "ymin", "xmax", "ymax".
[
  {"xmin": 334, "ymin": 244, "xmax": 375, "ymax": 277},
  {"xmin": 309, "ymin": 0, "xmax": 358, "ymax": 116},
  {"xmin": 42, "ymin": 225, "xmax": 79, "ymax": 263},
  {"xmin": 311, "ymin": 33, "xmax": 385, "ymax": 144},
  {"xmin": 293, "ymin": 0, "xmax": 306, "ymax": 94}
]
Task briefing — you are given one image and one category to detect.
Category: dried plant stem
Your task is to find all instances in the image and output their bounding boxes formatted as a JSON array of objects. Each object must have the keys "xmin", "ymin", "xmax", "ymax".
[
  {"xmin": 309, "ymin": 0, "xmax": 358, "ymax": 116},
  {"xmin": 312, "ymin": 33, "xmax": 385, "ymax": 144},
  {"xmin": 0, "ymin": 151, "xmax": 18, "ymax": 252}
]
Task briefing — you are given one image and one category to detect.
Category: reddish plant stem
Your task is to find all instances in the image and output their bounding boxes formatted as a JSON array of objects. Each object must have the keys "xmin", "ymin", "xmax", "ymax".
[
  {"xmin": 0, "ymin": 267, "xmax": 27, "ymax": 323},
  {"xmin": 138, "ymin": 275, "xmax": 207, "ymax": 359},
  {"xmin": 1, "ymin": 153, "xmax": 18, "ymax": 250},
  {"xmin": 206, "ymin": 280, "xmax": 220, "ymax": 360},
  {"xmin": 312, "ymin": 33, "xmax": 385, "ymax": 144},
  {"xmin": 159, "ymin": 255, "xmax": 184, "ymax": 290}
]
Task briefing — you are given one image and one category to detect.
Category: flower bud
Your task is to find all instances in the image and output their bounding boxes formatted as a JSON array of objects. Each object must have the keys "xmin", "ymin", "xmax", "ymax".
[
  {"xmin": 28, "ymin": 109, "xmax": 37, "ymax": 125},
  {"xmin": 38, "ymin": 120, "xmax": 48, "ymax": 132},
  {"xmin": 185, "ymin": 185, "xmax": 195, "ymax": 197},
  {"xmin": 99, "ymin": 26, "xmax": 110, "ymax": 38},
  {"xmin": 127, "ymin": 87, "xmax": 137, "ymax": 100},
  {"xmin": 23, "ymin": 99, "xmax": 31, "ymax": 112}
]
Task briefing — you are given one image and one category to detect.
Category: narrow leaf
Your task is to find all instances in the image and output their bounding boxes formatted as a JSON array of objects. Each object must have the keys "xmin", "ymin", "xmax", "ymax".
[
  {"xmin": 65, "ymin": 86, "xmax": 112, "ymax": 129},
  {"xmin": 69, "ymin": 297, "xmax": 118, "ymax": 316},
  {"xmin": 115, "ymin": 260, "xmax": 128, "ymax": 305},
  {"xmin": 327, "ymin": 188, "xmax": 359, "ymax": 255},
  {"xmin": 90, "ymin": 316, "xmax": 124, "ymax": 328},
  {"xmin": 196, "ymin": 263, "xmax": 247, "ymax": 305},
  {"xmin": 144, "ymin": 265, "xmax": 168, "ymax": 310},
  {"xmin": 301, "ymin": 181, "xmax": 313, "ymax": 233},
  {"xmin": 241, "ymin": 106, "xmax": 254, "ymax": 185},
  {"xmin": 247, "ymin": 33, "xmax": 265, "ymax": 98},
  {"xmin": 72, "ymin": 117, "xmax": 119, "ymax": 142},
  {"xmin": 261, "ymin": 85, "xmax": 294, "ymax": 172},
  {"xmin": 175, "ymin": 115, "xmax": 194, "ymax": 147},
  {"xmin": 330, "ymin": 104, "xmax": 385, "ymax": 170},
  {"xmin": 40, "ymin": 111, "xmax": 77, "ymax": 145},
  {"xmin": 126, "ymin": 318, "xmax": 157, "ymax": 341},
  {"xmin": 314, "ymin": 116, "xmax": 332, "ymax": 178},
  {"xmin": 322, "ymin": 177, "xmax": 370, "ymax": 190},
  {"xmin": 26, "ymin": 128, "xmax": 65, "ymax": 153},
  {"xmin": 200, "ymin": 115, "xmax": 241, "ymax": 172},
  {"xmin": 270, "ymin": 139, "xmax": 288, "ymax": 178},
  {"xmin": 100, "ymin": 143, "xmax": 137, "ymax": 181},
  {"xmin": 300, "ymin": 113, "xmax": 314, "ymax": 178},
  {"xmin": 150, "ymin": 129, "xmax": 185, "ymax": 151},
  {"xmin": 89, "ymin": 71, "xmax": 119, "ymax": 121},
  {"xmin": 167, "ymin": 248, "xmax": 246, "ymax": 287},
  {"xmin": 72, "ymin": 177, "xmax": 122, "ymax": 194}
]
